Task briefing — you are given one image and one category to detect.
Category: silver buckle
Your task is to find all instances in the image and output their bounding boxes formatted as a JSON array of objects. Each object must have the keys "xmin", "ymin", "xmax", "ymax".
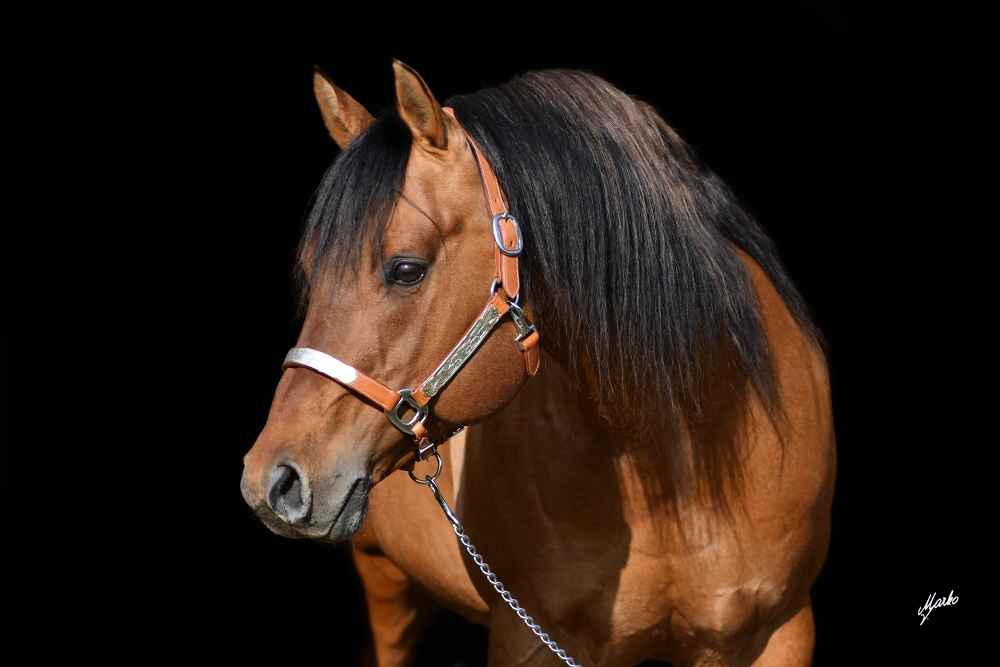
[
  {"xmin": 492, "ymin": 213, "xmax": 523, "ymax": 257},
  {"xmin": 386, "ymin": 388, "xmax": 428, "ymax": 435}
]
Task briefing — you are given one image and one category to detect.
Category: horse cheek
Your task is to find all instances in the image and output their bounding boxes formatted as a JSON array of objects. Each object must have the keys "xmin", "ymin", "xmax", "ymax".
[{"xmin": 433, "ymin": 319, "xmax": 530, "ymax": 425}]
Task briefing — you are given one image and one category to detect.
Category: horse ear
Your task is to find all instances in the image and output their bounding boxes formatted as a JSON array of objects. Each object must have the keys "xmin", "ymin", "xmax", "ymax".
[
  {"xmin": 392, "ymin": 59, "xmax": 449, "ymax": 151},
  {"xmin": 313, "ymin": 67, "xmax": 375, "ymax": 149}
]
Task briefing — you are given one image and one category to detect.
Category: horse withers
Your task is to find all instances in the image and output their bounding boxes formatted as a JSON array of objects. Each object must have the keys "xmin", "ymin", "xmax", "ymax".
[{"xmin": 240, "ymin": 60, "xmax": 836, "ymax": 666}]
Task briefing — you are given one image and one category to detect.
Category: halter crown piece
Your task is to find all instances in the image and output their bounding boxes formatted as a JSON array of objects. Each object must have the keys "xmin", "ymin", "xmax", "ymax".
[{"xmin": 282, "ymin": 108, "xmax": 540, "ymax": 461}]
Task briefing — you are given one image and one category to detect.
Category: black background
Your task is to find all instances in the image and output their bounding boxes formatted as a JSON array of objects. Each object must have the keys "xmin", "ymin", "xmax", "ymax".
[{"xmin": 24, "ymin": 4, "xmax": 980, "ymax": 665}]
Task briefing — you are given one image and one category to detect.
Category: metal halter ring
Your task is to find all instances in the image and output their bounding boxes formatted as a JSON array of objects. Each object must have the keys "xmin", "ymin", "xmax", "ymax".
[
  {"xmin": 489, "ymin": 278, "xmax": 521, "ymax": 305},
  {"xmin": 408, "ymin": 451, "xmax": 444, "ymax": 484},
  {"xmin": 492, "ymin": 213, "xmax": 523, "ymax": 257}
]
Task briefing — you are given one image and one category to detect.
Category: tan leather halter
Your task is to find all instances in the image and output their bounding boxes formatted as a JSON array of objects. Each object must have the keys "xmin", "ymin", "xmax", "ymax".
[{"xmin": 282, "ymin": 108, "xmax": 540, "ymax": 459}]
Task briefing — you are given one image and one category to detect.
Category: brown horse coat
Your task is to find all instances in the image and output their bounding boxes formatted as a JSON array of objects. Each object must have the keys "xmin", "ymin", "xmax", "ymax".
[{"xmin": 241, "ymin": 61, "xmax": 835, "ymax": 666}]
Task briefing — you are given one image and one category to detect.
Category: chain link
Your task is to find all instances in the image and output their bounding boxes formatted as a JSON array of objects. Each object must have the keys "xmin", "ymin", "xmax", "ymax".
[
  {"xmin": 415, "ymin": 468, "xmax": 581, "ymax": 666},
  {"xmin": 454, "ymin": 526, "xmax": 582, "ymax": 665}
]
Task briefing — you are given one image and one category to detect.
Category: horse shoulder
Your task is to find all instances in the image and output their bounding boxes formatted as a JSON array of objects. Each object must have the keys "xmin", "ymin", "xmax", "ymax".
[
  {"xmin": 696, "ymin": 251, "xmax": 836, "ymax": 657},
  {"xmin": 643, "ymin": 253, "xmax": 836, "ymax": 663},
  {"xmin": 740, "ymin": 249, "xmax": 837, "ymax": 501}
]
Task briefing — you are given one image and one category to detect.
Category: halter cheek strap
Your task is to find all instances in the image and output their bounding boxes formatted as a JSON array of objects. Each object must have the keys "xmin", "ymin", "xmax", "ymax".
[
  {"xmin": 282, "ymin": 108, "xmax": 539, "ymax": 456},
  {"xmin": 459, "ymin": 108, "xmax": 521, "ymax": 303}
]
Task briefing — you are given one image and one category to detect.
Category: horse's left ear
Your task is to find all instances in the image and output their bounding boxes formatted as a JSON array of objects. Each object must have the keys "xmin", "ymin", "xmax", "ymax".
[{"xmin": 393, "ymin": 59, "xmax": 450, "ymax": 152}]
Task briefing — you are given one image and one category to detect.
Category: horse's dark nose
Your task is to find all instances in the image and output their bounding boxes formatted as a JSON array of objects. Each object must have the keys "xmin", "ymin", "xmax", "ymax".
[{"xmin": 267, "ymin": 464, "xmax": 311, "ymax": 524}]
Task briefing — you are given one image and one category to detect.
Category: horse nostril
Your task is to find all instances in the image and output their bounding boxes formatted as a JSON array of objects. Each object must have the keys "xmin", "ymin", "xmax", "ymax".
[{"xmin": 267, "ymin": 464, "xmax": 310, "ymax": 524}]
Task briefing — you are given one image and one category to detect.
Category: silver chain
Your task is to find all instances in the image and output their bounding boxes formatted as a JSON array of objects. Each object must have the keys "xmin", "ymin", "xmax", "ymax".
[{"xmin": 411, "ymin": 454, "xmax": 582, "ymax": 666}]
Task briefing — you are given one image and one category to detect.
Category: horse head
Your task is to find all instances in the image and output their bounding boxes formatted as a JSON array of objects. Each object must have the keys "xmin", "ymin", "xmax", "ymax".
[{"xmin": 241, "ymin": 60, "xmax": 539, "ymax": 541}]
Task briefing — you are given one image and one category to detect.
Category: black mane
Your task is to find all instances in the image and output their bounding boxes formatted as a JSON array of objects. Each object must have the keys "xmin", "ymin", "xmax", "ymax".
[{"xmin": 300, "ymin": 68, "xmax": 824, "ymax": 448}]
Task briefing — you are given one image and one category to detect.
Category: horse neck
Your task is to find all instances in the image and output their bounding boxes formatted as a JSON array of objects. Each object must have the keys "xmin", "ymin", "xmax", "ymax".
[
  {"xmin": 501, "ymin": 345, "xmax": 683, "ymax": 464},
  {"xmin": 548, "ymin": 340, "xmax": 684, "ymax": 442},
  {"xmin": 460, "ymin": 349, "xmax": 690, "ymax": 527},
  {"xmin": 501, "ymin": 339, "xmax": 751, "ymax": 506}
]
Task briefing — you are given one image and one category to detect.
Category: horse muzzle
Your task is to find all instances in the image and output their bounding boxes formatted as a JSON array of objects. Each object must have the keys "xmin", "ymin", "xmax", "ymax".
[{"xmin": 241, "ymin": 449, "xmax": 373, "ymax": 541}]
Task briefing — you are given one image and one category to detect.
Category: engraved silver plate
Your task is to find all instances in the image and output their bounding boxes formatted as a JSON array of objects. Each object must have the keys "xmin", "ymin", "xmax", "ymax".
[{"xmin": 421, "ymin": 305, "xmax": 501, "ymax": 397}]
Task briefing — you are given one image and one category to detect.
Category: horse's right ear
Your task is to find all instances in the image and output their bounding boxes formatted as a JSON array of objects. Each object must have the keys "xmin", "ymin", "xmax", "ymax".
[{"xmin": 313, "ymin": 67, "xmax": 375, "ymax": 149}]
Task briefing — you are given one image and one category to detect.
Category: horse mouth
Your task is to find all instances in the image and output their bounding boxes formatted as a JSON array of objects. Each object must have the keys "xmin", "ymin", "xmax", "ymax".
[{"xmin": 315, "ymin": 475, "xmax": 370, "ymax": 540}]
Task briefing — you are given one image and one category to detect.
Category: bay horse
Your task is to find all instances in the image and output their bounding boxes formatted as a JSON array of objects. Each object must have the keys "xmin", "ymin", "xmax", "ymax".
[{"xmin": 240, "ymin": 60, "xmax": 836, "ymax": 666}]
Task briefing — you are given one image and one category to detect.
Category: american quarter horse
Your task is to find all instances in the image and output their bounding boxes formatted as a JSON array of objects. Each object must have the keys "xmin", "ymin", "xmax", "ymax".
[{"xmin": 241, "ymin": 59, "xmax": 836, "ymax": 666}]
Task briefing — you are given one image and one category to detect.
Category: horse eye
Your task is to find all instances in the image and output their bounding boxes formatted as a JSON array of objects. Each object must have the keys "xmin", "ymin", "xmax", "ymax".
[{"xmin": 390, "ymin": 261, "xmax": 426, "ymax": 285}]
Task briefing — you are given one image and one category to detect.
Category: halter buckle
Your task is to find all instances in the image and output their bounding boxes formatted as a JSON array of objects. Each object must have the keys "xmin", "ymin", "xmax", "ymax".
[
  {"xmin": 492, "ymin": 213, "xmax": 523, "ymax": 257},
  {"xmin": 386, "ymin": 388, "xmax": 428, "ymax": 435}
]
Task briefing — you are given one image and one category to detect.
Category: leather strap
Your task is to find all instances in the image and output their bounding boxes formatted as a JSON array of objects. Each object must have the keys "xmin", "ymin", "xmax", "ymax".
[
  {"xmin": 447, "ymin": 108, "xmax": 538, "ymax": 375},
  {"xmin": 443, "ymin": 107, "xmax": 521, "ymax": 302},
  {"xmin": 284, "ymin": 347, "xmax": 400, "ymax": 412}
]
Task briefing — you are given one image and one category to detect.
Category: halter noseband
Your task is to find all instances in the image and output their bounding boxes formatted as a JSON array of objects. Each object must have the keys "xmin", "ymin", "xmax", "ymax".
[{"xmin": 282, "ymin": 108, "xmax": 540, "ymax": 460}]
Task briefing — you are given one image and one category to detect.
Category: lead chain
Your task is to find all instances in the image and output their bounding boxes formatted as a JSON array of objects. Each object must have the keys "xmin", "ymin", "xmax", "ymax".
[{"xmin": 411, "ymin": 459, "xmax": 582, "ymax": 667}]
